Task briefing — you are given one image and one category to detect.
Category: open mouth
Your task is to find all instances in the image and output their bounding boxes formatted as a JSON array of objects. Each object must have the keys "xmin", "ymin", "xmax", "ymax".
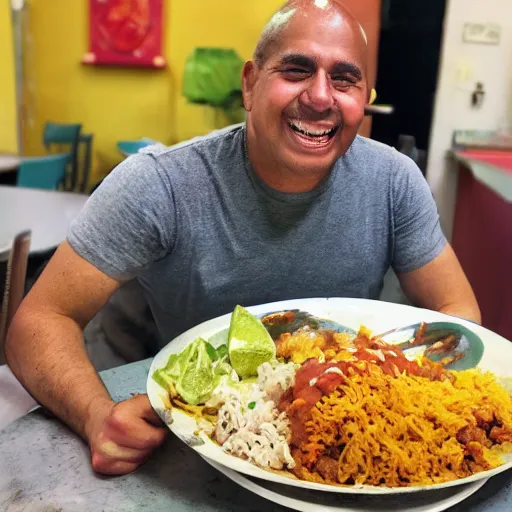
[{"xmin": 287, "ymin": 119, "xmax": 339, "ymax": 148}]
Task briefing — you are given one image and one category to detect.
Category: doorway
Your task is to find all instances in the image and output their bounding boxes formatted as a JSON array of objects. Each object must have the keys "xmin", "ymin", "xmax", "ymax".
[{"xmin": 371, "ymin": 0, "xmax": 447, "ymax": 171}]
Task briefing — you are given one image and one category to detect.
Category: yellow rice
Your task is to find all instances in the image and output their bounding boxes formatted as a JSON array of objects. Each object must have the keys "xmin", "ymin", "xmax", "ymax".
[{"xmin": 303, "ymin": 368, "xmax": 512, "ymax": 486}]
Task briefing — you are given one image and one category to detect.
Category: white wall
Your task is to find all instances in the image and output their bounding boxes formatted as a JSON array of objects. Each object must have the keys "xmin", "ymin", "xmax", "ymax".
[{"xmin": 426, "ymin": 0, "xmax": 512, "ymax": 240}]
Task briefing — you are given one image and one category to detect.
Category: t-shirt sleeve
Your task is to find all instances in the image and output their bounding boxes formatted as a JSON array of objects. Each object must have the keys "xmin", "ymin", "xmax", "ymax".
[
  {"xmin": 391, "ymin": 153, "xmax": 447, "ymax": 273},
  {"xmin": 67, "ymin": 152, "xmax": 176, "ymax": 280}
]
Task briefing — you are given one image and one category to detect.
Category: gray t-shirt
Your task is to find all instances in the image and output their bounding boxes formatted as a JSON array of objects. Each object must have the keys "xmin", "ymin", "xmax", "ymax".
[{"xmin": 68, "ymin": 124, "xmax": 446, "ymax": 346}]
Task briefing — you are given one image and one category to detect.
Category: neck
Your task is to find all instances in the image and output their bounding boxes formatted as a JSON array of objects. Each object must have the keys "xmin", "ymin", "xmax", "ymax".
[{"xmin": 245, "ymin": 124, "xmax": 331, "ymax": 193}]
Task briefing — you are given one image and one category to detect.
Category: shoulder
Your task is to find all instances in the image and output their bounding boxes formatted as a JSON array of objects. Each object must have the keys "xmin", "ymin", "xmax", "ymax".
[
  {"xmin": 99, "ymin": 124, "xmax": 245, "ymax": 199},
  {"xmin": 346, "ymin": 136, "xmax": 415, "ymax": 170},
  {"xmin": 138, "ymin": 123, "xmax": 245, "ymax": 172},
  {"xmin": 344, "ymin": 135, "xmax": 425, "ymax": 188}
]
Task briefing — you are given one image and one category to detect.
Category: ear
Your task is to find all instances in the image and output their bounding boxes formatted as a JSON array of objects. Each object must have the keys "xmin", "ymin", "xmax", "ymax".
[{"xmin": 242, "ymin": 60, "xmax": 258, "ymax": 111}]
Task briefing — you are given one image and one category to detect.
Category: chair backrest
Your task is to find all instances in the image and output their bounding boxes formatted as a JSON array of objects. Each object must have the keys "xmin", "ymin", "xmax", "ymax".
[
  {"xmin": 43, "ymin": 122, "xmax": 82, "ymax": 191},
  {"xmin": 117, "ymin": 139, "xmax": 155, "ymax": 157},
  {"xmin": 43, "ymin": 122, "xmax": 82, "ymax": 146},
  {"xmin": 0, "ymin": 230, "xmax": 31, "ymax": 364},
  {"xmin": 17, "ymin": 153, "xmax": 71, "ymax": 190},
  {"xmin": 78, "ymin": 133, "xmax": 94, "ymax": 193}
]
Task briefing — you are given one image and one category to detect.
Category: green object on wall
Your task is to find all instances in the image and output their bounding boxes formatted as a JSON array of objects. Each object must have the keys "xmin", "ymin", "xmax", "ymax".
[{"xmin": 183, "ymin": 48, "xmax": 244, "ymax": 119}]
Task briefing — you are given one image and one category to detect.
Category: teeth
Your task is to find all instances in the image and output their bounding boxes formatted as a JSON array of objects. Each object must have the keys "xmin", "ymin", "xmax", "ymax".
[{"xmin": 288, "ymin": 120, "xmax": 336, "ymax": 137}]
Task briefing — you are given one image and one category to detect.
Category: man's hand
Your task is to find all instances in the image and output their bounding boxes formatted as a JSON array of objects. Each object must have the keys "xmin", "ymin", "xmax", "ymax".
[{"xmin": 86, "ymin": 394, "xmax": 168, "ymax": 475}]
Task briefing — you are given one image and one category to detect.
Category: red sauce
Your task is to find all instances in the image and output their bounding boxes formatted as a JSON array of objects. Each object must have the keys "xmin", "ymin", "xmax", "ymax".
[{"xmin": 281, "ymin": 334, "xmax": 450, "ymax": 412}]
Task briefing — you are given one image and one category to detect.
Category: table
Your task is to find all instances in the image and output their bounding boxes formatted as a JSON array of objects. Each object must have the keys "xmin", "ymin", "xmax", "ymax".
[
  {"xmin": 0, "ymin": 154, "xmax": 21, "ymax": 186},
  {"xmin": 0, "ymin": 185, "xmax": 89, "ymax": 262},
  {"xmin": 0, "ymin": 155, "xmax": 20, "ymax": 174},
  {"xmin": 0, "ymin": 359, "xmax": 511, "ymax": 512}
]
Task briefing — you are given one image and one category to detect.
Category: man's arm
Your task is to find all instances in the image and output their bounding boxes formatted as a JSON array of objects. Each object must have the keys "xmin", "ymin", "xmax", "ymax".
[
  {"xmin": 397, "ymin": 243, "xmax": 481, "ymax": 324},
  {"xmin": 388, "ymin": 150, "xmax": 480, "ymax": 324},
  {"xmin": 5, "ymin": 241, "xmax": 167, "ymax": 475}
]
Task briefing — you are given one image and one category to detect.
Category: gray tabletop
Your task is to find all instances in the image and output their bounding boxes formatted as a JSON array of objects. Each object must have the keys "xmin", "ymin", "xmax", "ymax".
[
  {"xmin": 1, "ymin": 359, "xmax": 511, "ymax": 512},
  {"xmin": 0, "ymin": 155, "xmax": 20, "ymax": 174},
  {"xmin": 0, "ymin": 185, "xmax": 89, "ymax": 261}
]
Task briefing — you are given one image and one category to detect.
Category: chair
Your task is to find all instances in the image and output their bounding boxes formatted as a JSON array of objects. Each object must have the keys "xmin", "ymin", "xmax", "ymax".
[
  {"xmin": 117, "ymin": 138, "xmax": 155, "ymax": 158},
  {"xmin": 77, "ymin": 133, "xmax": 94, "ymax": 193},
  {"xmin": 0, "ymin": 230, "xmax": 32, "ymax": 364},
  {"xmin": 16, "ymin": 153, "xmax": 71, "ymax": 190},
  {"xmin": 43, "ymin": 122, "xmax": 82, "ymax": 191}
]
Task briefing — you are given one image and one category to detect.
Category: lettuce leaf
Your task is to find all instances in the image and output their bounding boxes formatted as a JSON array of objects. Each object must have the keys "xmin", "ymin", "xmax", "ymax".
[
  {"xmin": 152, "ymin": 337, "xmax": 236, "ymax": 405},
  {"xmin": 205, "ymin": 342, "xmax": 228, "ymax": 361}
]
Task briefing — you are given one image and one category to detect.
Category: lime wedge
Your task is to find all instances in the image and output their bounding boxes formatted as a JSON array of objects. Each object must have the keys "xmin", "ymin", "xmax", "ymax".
[{"xmin": 228, "ymin": 305, "xmax": 276, "ymax": 378}]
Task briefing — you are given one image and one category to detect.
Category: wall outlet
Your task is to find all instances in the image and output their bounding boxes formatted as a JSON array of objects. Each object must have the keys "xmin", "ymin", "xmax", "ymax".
[{"xmin": 463, "ymin": 23, "xmax": 501, "ymax": 45}]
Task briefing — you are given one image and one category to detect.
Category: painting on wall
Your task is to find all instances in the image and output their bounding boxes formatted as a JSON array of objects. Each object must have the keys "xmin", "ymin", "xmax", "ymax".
[{"xmin": 82, "ymin": 0, "xmax": 166, "ymax": 69}]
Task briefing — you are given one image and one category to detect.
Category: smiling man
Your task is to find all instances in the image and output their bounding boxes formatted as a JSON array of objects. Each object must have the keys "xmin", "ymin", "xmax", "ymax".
[
  {"xmin": 6, "ymin": 0, "xmax": 479, "ymax": 476},
  {"xmin": 246, "ymin": 0, "xmax": 368, "ymax": 192}
]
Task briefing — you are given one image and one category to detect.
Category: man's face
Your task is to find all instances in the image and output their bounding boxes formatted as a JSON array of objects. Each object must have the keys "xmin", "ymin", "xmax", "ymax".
[{"xmin": 244, "ymin": 11, "xmax": 368, "ymax": 177}]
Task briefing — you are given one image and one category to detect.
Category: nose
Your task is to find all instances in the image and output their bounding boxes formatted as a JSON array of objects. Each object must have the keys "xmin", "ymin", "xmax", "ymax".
[{"xmin": 302, "ymin": 71, "xmax": 334, "ymax": 112}]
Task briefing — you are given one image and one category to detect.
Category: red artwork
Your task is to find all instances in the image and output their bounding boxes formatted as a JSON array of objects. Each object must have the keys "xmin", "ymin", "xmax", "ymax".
[{"xmin": 82, "ymin": 0, "xmax": 166, "ymax": 69}]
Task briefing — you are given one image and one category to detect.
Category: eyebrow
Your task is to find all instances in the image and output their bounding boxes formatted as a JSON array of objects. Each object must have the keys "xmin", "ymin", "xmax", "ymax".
[
  {"xmin": 280, "ymin": 53, "xmax": 316, "ymax": 69},
  {"xmin": 279, "ymin": 53, "xmax": 363, "ymax": 81},
  {"xmin": 331, "ymin": 62, "xmax": 363, "ymax": 81}
]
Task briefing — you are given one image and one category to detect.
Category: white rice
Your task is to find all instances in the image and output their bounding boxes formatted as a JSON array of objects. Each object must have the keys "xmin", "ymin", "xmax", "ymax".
[{"xmin": 209, "ymin": 361, "xmax": 297, "ymax": 470}]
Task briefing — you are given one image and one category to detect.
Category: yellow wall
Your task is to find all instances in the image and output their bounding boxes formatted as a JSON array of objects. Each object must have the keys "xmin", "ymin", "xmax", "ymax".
[
  {"xmin": 22, "ymin": 0, "xmax": 284, "ymax": 186},
  {"xmin": 0, "ymin": 2, "xmax": 18, "ymax": 153}
]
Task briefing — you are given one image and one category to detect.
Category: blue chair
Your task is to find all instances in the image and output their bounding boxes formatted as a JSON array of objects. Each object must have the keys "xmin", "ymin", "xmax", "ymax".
[
  {"xmin": 43, "ymin": 122, "xmax": 82, "ymax": 191},
  {"xmin": 16, "ymin": 153, "xmax": 71, "ymax": 190},
  {"xmin": 117, "ymin": 138, "xmax": 156, "ymax": 158},
  {"xmin": 78, "ymin": 133, "xmax": 94, "ymax": 192}
]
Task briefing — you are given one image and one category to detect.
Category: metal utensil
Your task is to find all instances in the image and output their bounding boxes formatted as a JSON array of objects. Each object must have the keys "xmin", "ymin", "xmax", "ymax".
[{"xmin": 376, "ymin": 321, "xmax": 484, "ymax": 370}]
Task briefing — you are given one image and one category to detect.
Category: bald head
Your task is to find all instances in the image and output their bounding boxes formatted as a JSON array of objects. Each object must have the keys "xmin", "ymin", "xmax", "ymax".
[{"xmin": 253, "ymin": 0, "xmax": 367, "ymax": 68}]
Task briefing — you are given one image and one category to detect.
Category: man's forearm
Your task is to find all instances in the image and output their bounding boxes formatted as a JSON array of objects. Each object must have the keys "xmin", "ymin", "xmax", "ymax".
[
  {"xmin": 437, "ymin": 302, "xmax": 482, "ymax": 325},
  {"xmin": 5, "ymin": 307, "xmax": 114, "ymax": 440},
  {"xmin": 398, "ymin": 245, "xmax": 482, "ymax": 326}
]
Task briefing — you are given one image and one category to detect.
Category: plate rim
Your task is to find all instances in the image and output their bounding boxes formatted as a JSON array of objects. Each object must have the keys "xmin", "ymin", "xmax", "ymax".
[
  {"xmin": 201, "ymin": 455, "xmax": 489, "ymax": 512},
  {"xmin": 147, "ymin": 297, "xmax": 512, "ymax": 495}
]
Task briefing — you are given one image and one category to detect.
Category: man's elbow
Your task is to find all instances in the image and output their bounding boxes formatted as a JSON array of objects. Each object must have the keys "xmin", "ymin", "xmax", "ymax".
[
  {"xmin": 4, "ymin": 301, "xmax": 48, "ymax": 371},
  {"xmin": 4, "ymin": 305, "xmax": 29, "ymax": 370},
  {"xmin": 468, "ymin": 301, "xmax": 482, "ymax": 325},
  {"xmin": 439, "ymin": 298, "xmax": 481, "ymax": 325}
]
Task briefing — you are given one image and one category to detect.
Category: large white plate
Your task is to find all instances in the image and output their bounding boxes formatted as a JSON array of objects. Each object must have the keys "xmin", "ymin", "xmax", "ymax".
[
  {"xmin": 147, "ymin": 297, "xmax": 512, "ymax": 495},
  {"xmin": 202, "ymin": 455, "xmax": 488, "ymax": 512}
]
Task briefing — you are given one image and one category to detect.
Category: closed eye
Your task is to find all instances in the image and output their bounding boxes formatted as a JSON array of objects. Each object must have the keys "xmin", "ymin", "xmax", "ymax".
[
  {"xmin": 282, "ymin": 68, "xmax": 311, "ymax": 80},
  {"xmin": 332, "ymin": 75, "xmax": 358, "ymax": 90},
  {"xmin": 332, "ymin": 75, "xmax": 356, "ymax": 82}
]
